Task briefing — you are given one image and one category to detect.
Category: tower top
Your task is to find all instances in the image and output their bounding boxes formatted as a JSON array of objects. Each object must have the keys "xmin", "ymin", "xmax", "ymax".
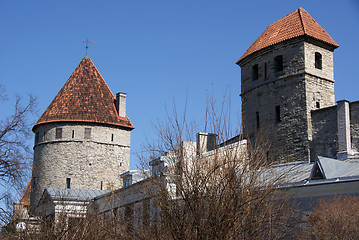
[
  {"xmin": 33, "ymin": 56, "xmax": 134, "ymax": 131},
  {"xmin": 237, "ymin": 8, "xmax": 339, "ymax": 64}
]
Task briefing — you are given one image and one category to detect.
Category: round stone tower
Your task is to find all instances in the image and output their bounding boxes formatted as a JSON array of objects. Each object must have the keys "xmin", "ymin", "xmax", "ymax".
[
  {"xmin": 237, "ymin": 8, "xmax": 339, "ymax": 162},
  {"xmin": 30, "ymin": 56, "xmax": 134, "ymax": 210}
]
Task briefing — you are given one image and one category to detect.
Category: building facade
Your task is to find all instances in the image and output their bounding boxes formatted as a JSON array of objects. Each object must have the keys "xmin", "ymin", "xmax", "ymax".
[
  {"xmin": 30, "ymin": 56, "xmax": 134, "ymax": 211},
  {"xmin": 237, "ymin": 8, "xmax": 339, "ymax": 162}
]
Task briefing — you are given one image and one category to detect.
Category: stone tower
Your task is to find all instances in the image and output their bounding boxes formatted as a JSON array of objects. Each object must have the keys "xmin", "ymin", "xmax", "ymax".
[
  {"xmin": 236, "ymin": 8, "xmax": 339, "ymax": 162},
  {"xmin": 30, "ymin": 56, "xmax": 134, "ymax": 209}
]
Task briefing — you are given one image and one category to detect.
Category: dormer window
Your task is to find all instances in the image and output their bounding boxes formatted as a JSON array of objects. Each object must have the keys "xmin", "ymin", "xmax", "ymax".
[
  {"xmin": 315, "ymin": 52, "xmax": 322, "ymax": 70},
  {"xmin": 252, "ymin": 64, "xmax": 259, "ymax": 80},
  {"xmin": 274, "ymin": 55, "xmax": 283, "ymax": 72}
]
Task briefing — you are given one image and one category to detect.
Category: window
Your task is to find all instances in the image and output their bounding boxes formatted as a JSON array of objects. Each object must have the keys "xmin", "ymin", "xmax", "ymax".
[
  {"xmin": 274, "ymin": 55, "xmax": 283, "ymax": 72},
  {"xmin": 35, "ymin": 132, "xmax": 39, "ymax": 144},
  {"xmin": 252, "ymin": 64, "xmax": 259, "ymax": 80},
  {"xmin": 256, "ymin": 112, "xmax": 260, "ymax": 130},
  {"xmin": 42, "ymin": 132, "xmax": 46, "ymax": 141},
  {"xmin": 316, "ymin": 102, "xmax": 320, "ymax": 109},
  {"xmin": 275, "ymin": 105, "xmax": 281, "ymax": 123},
  {"xmin": 66, "ymin": 178, "xmax": 71, "ymax": 189},
  {"xmin": 56, "ymin": 128, "xmax": 62, "ymax": 139},
  {"xmin": 100, "ymin": 181, "xmax": 103, "ymax": 190},
  {"xmin": 264, "ymin": 62, "xmax": 268, "ymax": 79},
  {"xmin": 84, "ymin": 128, "xmax": 91, "ymax": 139},
  {"xmin": 72, "ymin": 130, "xmax": 75, "ymax": 138},
  {"xmin": 111, "ymin": 134, "xmax": 114, "ymax": 141},
  {"xmin": 315, "ymin": 52, "xmax": 322, "ymax": 70}
]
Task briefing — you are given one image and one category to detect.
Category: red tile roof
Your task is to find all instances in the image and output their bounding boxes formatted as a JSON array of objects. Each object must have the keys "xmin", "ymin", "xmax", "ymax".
[
  {"xmin": 237, "ymin": 8, "xmax": 339, "ymax": 64},
  {"xmin": 33, "ymin": 56, "xmax": 134, "ymax": 130},
  {"xmin": 20, "ymin": 178, "xmax": 31, "ymax": 207}
]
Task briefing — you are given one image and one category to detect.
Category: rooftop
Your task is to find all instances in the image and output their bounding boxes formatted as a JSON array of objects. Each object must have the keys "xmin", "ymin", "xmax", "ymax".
[
  {"xmin": 33, "ymin": 56, "xmax": 134, "ymax": 131},
  {"xmin": 237, "ymin": 8, "xmax": 339, "ymax": 64}
]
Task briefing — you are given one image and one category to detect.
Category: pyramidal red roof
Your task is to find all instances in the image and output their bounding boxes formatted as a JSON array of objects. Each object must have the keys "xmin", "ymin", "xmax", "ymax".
[
  {"xmin": 20, "ymin": 178, "xmax": 31, "ymax": 207},
  {"xmin": 33, "ymin": 56, "xmax": 134, "ymax": 130},
  {"xmin": 237, "ymin": 8, "xmax": 339, "ymax": 64}
]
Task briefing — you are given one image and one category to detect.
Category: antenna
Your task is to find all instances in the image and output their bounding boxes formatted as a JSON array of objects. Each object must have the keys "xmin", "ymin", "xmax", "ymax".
[{"xmin": 83, "ymin": 38, "xmax": 95, "ymax": 55}]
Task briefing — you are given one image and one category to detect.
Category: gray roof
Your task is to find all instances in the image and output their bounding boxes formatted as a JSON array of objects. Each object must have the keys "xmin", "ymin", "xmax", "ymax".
[
  {"xmin": 44, "ymin": 188, "xmax": 112, "ymax": 201},
  {"xmin": 257, "ymin": 156, "xmax": 359, "ymax": 189},
  {"xmin": 314, "ymin": 156, "xmax": 359, "ymax": 180}
]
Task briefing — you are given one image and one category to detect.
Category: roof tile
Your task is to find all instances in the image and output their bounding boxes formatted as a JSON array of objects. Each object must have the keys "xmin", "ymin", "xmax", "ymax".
[
  {"xmin": 237, "ymin": 8, "xmax": 339, "ymax": 64},
  {"xmin": 33, "ymin": 56, "xmax": 134, "ymax": 130}
]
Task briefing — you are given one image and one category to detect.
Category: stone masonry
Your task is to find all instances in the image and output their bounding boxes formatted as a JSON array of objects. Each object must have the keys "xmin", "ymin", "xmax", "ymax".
[
  {"xmin": 238, "ymin": 37, "xmax": 336, "ymax": 162},
  {"xmin": 30, "ymin": 122, "xmax": 131, "ymax": 209}
]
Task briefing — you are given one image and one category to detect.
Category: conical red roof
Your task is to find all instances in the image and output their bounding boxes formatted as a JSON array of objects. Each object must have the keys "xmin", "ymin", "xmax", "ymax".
[
  {"xmin": 237, "ymin": 8, "xmax": 339, "ymax": 64},
  {"xmin": 33, "ymin": 56, "xmax": 134, "ymax": 130}
]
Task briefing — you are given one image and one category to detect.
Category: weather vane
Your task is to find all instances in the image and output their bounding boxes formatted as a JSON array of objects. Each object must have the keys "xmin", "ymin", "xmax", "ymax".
[{"xmin": 83, "ymin": 38, "xmax": 95, "ymax": 55}]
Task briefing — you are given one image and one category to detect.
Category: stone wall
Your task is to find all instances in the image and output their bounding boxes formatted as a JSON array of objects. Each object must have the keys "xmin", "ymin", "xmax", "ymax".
[
  {"xmin": 350, "ymin": 101, "xmax": 359, "ymax": 153},
  {"xmin": 239, "ymin": 38, "xmax": 335, "ymax": 162},
  {"xmin": 30, "ymin": 122, "xmax": 131, "ymax": 209},
  {"xmin": 310, "ymin": 106, "xmax": 337, "ymax": 158}
]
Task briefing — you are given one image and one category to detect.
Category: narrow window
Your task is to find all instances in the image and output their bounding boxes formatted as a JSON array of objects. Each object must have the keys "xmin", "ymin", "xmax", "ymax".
[
  {"xmin": 84, "ymin": 128, "xmax": 91, "ymax": 139},
  {"xmin": 264, "ymin": 62, "xmax": 268, "ymax": 79},
  {"xmin": 66, "ymin": 178, "xmax": 71, "ymax": 189},
  {"xmin": 72, "ymin": 130, "xmax": 75, "ymax": 138},
  {"xmin": 275, "ymin": 105, "xmax": 281, "ymax": 123},
  {"xmin": 42, "ymin": 132, "xmax": 46, "ymax": 141},
  {"xmin": 256, "ymin": 112, "xmax": 260, "ymax": 130},
  {"xmin": 315, "ymin": 52, "xmax": 322, "ymax": 70},
  {"xmin": 56, "ymin": 128, "xmax": 62, "ymax": 139},
  {"xmin": 33, "ymin": 177, "xmax": 36, "ymax": 187},
  {"xmin": 274, "ymin": 55, "xmax": 283, "ymax": 72},
  {"xmin": 111, "ymin": 134, "xmax": 114, "ymax": 142},
  {"xmin": 316, "ymin": 102, "xmax": 320, "ymax": 109},
  {"xmin": 35, "ymin": 132, "xmax": 39, "ymax": 144},
  {"xmin": 100, "ymin": 181, "xmax": 103, "ymax": 190},
  {"xmin": 252, "ymin": 64, "xmax": 259, "ymax": 80}
]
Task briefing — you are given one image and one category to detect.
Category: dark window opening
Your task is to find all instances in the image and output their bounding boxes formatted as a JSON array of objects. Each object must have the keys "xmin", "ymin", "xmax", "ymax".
[
  {"xmin": 312, "ymin": 164, "xmax": 324, "ymax": 180},
  {"xmin": 35, "ymin": 132, "xmax": 39, "ymax": 144},
  {"xmin": 316, "ymin": 102, "xmax": 320, "ymax": 109},
  {"xmin": 275, "ymin": 105, "xmax": 281, "ymax": 123},
  {"xmin": 252, "ymin": 64, "xmax": 259, "ymax": 80},
  {"xmin": 264, "ymin": 62, "xmax": 268, "ymax": 79},
  {"xmin": 66, "ymin": 178, "xmax": 71, "ymax": 189},
  {"xmin": 72, "ymin": 130, "xmax": 75, "ymax": 138},
  {"xmin": 84, "ymin": 128, "xmax": 91, "ymax": 139},
  {"xmin": 100, "ymin": 181, "xmax": 103, "ymax": 190},
  {"xmin": 256, "ymin": 112, "xmax": 260, "ymax": 130},
  {"xmin": 315, "ymin": 52, "xmax": 322, "ymax": 70},
  {"xmin": 274, "ymin": 55, "xmax": 283, "ymax": 72},
  {"xmin": 33, "ymin": 177, "xmax": 36, "ymax": 187},
  {"xmin": 111, "ymin": 134, "xmax": 114, "ymax": 141},
  {"xmin": 56, "ymin": 128, "xmax": 62, "ymax": 139}
]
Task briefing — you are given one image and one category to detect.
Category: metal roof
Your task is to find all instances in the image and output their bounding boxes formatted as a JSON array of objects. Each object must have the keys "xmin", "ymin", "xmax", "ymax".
[{"xmin": 44, "ymin": 188, "xmax": 111, "ymax": 201}]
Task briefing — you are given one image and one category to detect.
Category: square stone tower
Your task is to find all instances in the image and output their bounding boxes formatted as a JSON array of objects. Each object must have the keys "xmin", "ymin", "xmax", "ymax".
[{"xmin": 237, "ymin": 8, "xmax": 339, "ymax": 162}]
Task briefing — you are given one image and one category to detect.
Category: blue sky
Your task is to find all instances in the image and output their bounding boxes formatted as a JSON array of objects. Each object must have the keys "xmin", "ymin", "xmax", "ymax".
[{"xmin": 1, "ymin": 0, "xmax": 358, "ymax": 170}]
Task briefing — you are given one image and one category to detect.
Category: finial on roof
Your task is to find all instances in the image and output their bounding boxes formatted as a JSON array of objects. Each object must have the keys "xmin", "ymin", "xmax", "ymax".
[
  {"xmin": 84, "ymin": 54, "xmax": 90, "ymax": 59},
  {"xmin": 83, "ymin": 38, "xmax": 95, "ymax": 55}
]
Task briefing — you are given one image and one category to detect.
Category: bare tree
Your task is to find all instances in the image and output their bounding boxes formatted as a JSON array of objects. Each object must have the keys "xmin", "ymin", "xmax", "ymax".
[
  {"xmin": 138, "ymin": 97, "xmax": 303, "ymax": 239},
  {"xmin": 0, "ymin": 86, "xmax": 37, "ymax": 224},
  {"xmin": 306, "ymin": 195, "xmax": 359, "ymax": 240}
]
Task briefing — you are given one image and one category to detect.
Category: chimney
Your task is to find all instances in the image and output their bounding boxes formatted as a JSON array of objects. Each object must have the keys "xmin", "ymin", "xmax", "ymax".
[
  {"xmin": 116, "ymin": 92, "xmax": 127, "ymax": 118},
  {"xmin": 196, "ymin": 132, "xmax": 217, "ymax": 155},
  {"xmin": 337, "ymin": 100, "xmax": 352, "ymax": 158}
]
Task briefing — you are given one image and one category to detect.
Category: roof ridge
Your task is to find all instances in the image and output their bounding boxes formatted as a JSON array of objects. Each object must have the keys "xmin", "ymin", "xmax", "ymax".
[{"xmin": 298, "ymin": 8, "xmax": 306, "ymax": 35}]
